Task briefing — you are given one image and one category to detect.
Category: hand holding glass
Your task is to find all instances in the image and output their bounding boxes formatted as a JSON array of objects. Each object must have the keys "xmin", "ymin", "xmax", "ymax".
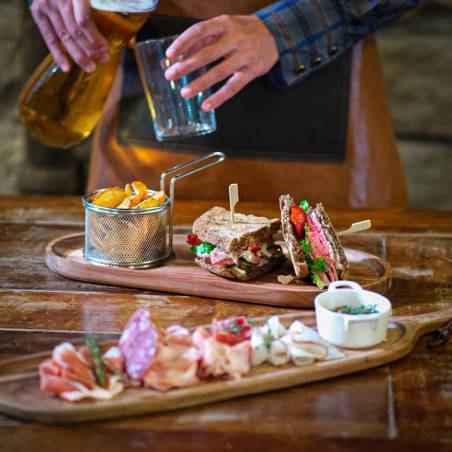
[{"xmin": 134, "ymin": 35, "xmax": 216, "ymax": 141}]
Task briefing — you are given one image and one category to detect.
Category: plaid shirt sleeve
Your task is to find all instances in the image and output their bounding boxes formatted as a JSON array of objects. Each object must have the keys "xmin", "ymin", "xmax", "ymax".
[{"xmin": 256, "ymin": 0, "xmax": 422, "ymax": 86}]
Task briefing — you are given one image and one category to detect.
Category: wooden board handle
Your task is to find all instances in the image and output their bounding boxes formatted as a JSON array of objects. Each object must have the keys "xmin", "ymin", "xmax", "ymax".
[{"xmin": 396, "ymin": 307, "xmax": 452, "ymax": 344}]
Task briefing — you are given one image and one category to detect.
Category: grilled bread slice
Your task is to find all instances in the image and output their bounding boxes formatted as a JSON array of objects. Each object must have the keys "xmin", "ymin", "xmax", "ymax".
[
  {"xmin": 279, "ymin": 195, "xmax": 309, "ymax": 278},
  {"xmin": 192, "ymin": 207, "xmax": 280, "ymax": 254}
]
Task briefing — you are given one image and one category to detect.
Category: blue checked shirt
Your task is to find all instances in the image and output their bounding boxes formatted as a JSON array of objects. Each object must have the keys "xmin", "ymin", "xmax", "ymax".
[
  {"xmin": 27, "ymin": 0, "xmax": 420, "ymax": 86},
  {"xmin": 256, "ymin": 0, "xmax": 421, "ymax": 86}
]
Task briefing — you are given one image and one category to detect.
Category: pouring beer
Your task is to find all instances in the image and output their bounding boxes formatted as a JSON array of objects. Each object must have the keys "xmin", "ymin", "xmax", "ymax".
[{"xmin": 19, "ymin": 0, "xmax": 158, "ymax": 149}]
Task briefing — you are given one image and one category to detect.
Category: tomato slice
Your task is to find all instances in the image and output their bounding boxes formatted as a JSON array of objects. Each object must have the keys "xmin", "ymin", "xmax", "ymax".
[
  {"xmin": 212, "ymin": 317, "xmax": 252, "ymax": 346},
  {"xmin": 186, "ymin": 233, "xmax": 201, "ymax": 246},
  {"xmin": 290, "ymin": 206, "xmax": 306, "ymax": 239}
]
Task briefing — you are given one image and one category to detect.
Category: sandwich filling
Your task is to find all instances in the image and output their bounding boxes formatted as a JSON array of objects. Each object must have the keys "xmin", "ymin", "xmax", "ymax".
[
  {"xmin": 187, "ymin": 233, "xmax": 282, "ymax": 271},
  {"xmin": 290, "ymin": 200, "xmax": 338, "ymax": 288}
]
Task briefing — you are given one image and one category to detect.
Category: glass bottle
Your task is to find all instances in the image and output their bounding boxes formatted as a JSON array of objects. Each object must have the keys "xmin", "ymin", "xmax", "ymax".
[{"xmin": 19, "ymin": 0, "xmax": 158, "ymax": 149}]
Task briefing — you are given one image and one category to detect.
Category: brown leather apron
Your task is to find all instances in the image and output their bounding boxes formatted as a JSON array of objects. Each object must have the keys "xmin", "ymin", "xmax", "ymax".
[{"xmin": 88, "ymin": 0, "xmax": 409, "ymax": 208}]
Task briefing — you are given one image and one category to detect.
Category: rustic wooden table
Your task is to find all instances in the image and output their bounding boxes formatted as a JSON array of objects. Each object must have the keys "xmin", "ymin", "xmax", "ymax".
[{"xmin": 0, "ymin": 196, "xmax": 451, "ymax": 451}]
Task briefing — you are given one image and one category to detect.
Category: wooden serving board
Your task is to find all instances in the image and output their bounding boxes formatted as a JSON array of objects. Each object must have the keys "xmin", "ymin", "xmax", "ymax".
[
  {"xmin": 0, "ymin": 309, "xmax": 451, "ymax": 424},
  {"xmin": 45, "ymin": 233, "xmax": 391, "ymax": 308}
]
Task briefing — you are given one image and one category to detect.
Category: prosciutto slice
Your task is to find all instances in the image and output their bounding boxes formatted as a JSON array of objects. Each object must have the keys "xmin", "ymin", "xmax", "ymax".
[
  {"xmin": 142, "ymin": 326, "xmax": 199, "ymax": 391},
  {"xmin": 193, "ymin": 327, "xmax": 251, "ymax": 379},
  {"xmin": 102, "ymin": 346, "xmax": 124, "ymax": 374},
  {"xmin": 51, "ymin": 342, "xmax": 96, "ymax": 389},
  {"xmin": 39, "ymin": 344, "xmax": 125, "ymax": 402},
  {"xmin": 58, "ymin": 376, "xmax": 124, "ymax": 403},
  {"xmin": 39, "ymin": 359, "xmax": 88, "ymax": 394}
]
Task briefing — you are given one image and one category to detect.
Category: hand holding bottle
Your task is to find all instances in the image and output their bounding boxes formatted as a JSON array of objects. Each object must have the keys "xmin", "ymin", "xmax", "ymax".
[
  {"xmin": 30, "ymin": 0, "xmax": 110, "ymax": 73},
  {"xmin": 21, "ymin": 2, "xmax": 155, "ymax": 148}
]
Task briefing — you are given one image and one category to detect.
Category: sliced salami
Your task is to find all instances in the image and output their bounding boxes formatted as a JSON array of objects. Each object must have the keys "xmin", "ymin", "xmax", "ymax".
[{"xmin": 119, "ymin": 309, "xmax": 158, "ymax": 379}]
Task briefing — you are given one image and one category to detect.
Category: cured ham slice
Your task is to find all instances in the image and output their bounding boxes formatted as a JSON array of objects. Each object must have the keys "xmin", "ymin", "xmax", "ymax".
[
  {"xmin": 307, "ymin": 213, "xmax": 338, "ymax": 283},
  {"xmin": 193, "ymin": 327, "xmax": 251, "ymax": 379},
  {"xmin": 193, "ymin": 327, "xmax": 224, "ymax": 377},
  {"xmin": 143, "ymin": 348, "xmax": 199, "ymax": 391},
  {"xmin": 59, "ymin": 376, "xmax": 124, "ymax": 402},
  {"xmin": 39, "ymin": 350, "xmax": 125, "ymax": 402},
  {"xmin": 39, "ymin": 359, "xmax": 87, "ymax": 394},
  {"xmin": 102, "ymin": 346, "xmax": 124, "ymax": 374},
  {"xmin": 52, "ymin": 343, "xmax": 96, "ymax": 389},
  {"xmin": 38, "ymin": 309, "xmax": 344, "ymax": 404},
  {"xmin": 143, "ymin": 327, "xmax": 199, "ymax": 391},
  {"xmin": 165, "ymin": 325, "xmax": 193, "ymax": 347},
  {"xmin": 119, "ymin": 309, "xmax": 158, "ymax": 380},
  {"xmin": 222, "ymin": 341, "xmax": 251, "ymax": 378}
]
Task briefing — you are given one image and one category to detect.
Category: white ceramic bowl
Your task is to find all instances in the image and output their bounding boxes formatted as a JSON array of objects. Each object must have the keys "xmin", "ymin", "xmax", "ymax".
[{"xmin": 314, "ymin": 281, "xmax": 392, "ymax": 349}]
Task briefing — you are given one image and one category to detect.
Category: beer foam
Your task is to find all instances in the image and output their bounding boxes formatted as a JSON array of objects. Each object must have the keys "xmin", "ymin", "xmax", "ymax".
[{"xmin": 90, "ymin": 0, "xmax": 158, "ymax": 12}]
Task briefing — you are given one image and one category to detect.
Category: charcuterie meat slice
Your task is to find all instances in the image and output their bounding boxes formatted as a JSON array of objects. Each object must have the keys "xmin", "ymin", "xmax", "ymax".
[{"xmin": 119, "ymin": 309, "xmax": 158, "ymax": 379}]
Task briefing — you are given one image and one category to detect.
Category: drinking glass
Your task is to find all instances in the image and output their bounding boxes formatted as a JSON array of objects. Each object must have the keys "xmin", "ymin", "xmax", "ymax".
[{"xmin": 134, "ymin": 35, "xmax": 216, "ymax": 141}]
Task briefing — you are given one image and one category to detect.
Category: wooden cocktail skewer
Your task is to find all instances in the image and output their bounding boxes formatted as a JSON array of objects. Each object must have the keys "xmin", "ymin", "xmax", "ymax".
[
  {"xmin": 337, "ymin": 220, "xmax": 372, "ymax": 236},
  {"xmin": 229, "ymin": 183, "xmax": 239, "ymax": 223}
]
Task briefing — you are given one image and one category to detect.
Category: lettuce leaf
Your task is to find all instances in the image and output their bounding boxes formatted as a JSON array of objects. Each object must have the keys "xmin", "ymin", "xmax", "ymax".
[
  {"xmin": 299, "ymin": 199, "xmax": 310, "ymax": 212},
  {"xmin": 191, "ymin": 242, "xmax": 215, "ymax": 255},
  {"xmin": 300, "ymin": 224, "xmax": 311, "ymax": 255},
  {"xmin": 311, "ymin": 273, "xmax": 326, "ymax": 289},
  {"xmin": 310, "ymin": 257, "xmax": 326, "ymax": 274}
]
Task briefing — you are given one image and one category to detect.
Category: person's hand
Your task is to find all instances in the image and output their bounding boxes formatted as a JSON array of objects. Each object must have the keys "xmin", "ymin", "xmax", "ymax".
[
  {"xmin": 164, "ymin": 15, "xmax": 279, "ymax": 111},
  {"xmin": 30, "ymin": 0, "xmax": 110, "ymax": 73}
]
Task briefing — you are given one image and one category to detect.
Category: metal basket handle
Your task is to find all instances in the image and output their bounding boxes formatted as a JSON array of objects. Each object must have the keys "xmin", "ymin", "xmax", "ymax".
[{"xmin": 160, "ymin": 152, "xmax": 225, "ymax": 253}]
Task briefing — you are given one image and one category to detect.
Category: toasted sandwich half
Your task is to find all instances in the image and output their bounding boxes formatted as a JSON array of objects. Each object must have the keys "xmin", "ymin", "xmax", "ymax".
[
  {"xmin": 187, "ymin": 206, "xmax": 285, "ymax": 281},
  {"xmin": 280, "ymin": 195, "xmax": 349, "ymax": 288}
]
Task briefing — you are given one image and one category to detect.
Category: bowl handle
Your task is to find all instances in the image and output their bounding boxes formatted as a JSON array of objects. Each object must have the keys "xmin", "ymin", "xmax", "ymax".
[
  {"xmin": 328, "ymin": 280, "xmax": 363, "ymax": 292},
  {"xmin": 344, "ymin": 317, "xmax": 378, "ymax": 332}
]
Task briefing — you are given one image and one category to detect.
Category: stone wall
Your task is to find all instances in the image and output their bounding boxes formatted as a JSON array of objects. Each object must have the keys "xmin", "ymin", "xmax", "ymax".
[
  {"xmin": 378, "ymin": 0, "xmax": 452, "ymax": 208},
  {"xmin": 0, "ymin": 0, "xmax": 451, "ymax": 207},
  {"xmin": 0, "ymin": 0, "xmax": 26, "ymax": 194},
  {"xmin": 379, "ymin": 1, "xmax": 452, "ymax": 139}
]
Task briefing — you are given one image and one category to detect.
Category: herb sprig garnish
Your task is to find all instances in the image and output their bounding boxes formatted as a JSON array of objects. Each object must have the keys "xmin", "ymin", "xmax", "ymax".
[
  {"xmin": 333, "ymin": 304, "xmax": 379, "ymax": 315},
  {"xmin": 85, "ymin": 336, "xmax": 107, "ymax": 388},
  {"xmin": 262, "ymin": 331, "xmax": 273, "ymax": 351},
  {"xmin": 221, "ymin": 317, "xmax": 247, "ymax": 333}
]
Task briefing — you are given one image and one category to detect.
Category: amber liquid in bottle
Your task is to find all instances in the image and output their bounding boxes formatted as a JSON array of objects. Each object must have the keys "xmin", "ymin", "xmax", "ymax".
[{"xmin": 19, "ymin": 9, "xmax": 151, "ymax": 149}]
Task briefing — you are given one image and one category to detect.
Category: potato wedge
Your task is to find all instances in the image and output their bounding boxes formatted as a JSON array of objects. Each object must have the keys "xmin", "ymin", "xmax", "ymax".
[
  {"xmin": 124, "ymin": 183, "xmax": 133, "ymax": 198},
  {"xmin": 117, "ymin": 197, "xmax": 132, "ymax": 209},
  {"xmin": 91, "ymin": 187, "xmax": 126, "ymax": 208},
  {"xmin": 128, "ymin": 181, "xmax": 148, "ymax": 206},
  {"xmin": 136, "ymin": 191, "xmax": 167, "ymax": 209},
  {"xmin": 150, "ymin": 191, "xmax": 166, "ymax": 205},
  {"xmin": 135, "ymin": 197, "xmax": 161, "ymax": 209}
]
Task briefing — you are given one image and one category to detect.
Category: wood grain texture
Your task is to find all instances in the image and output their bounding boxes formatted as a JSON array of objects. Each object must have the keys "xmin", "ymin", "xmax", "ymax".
[
  {"xmin": 0, "ymin": 291, "xmax": 297, "ymax": 338},
  {"xmin": 2, "ymin": 196, "xmax": 452, "ymax": 231},
  {"xmin": 45, "ymin": 233, "xmax": 391, "ymax": 308},
  {"xmin": 0, "ymin": 309, "xmax": 450, "ymax": 424},
  {"xmin": 0, "ymin": 196, "xmax": 451, "ymax": 450}
]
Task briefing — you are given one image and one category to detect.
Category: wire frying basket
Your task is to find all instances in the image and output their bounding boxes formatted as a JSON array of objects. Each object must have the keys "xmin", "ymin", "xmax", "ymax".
[{"xmin": 82, "ymin": 152, "xmax": 225, "ymax": 268}]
